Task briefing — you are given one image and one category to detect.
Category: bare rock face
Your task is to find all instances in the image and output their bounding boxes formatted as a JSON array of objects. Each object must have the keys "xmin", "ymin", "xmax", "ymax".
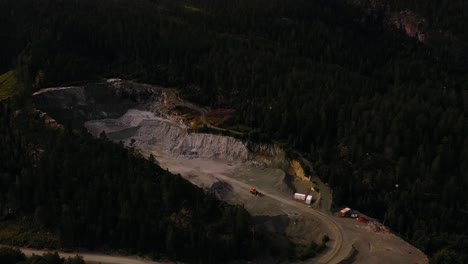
[
  {"xmin": 348, "ymin": 0, "xmax": 430, "ymax": 43},
  {"xmin": 389, "ymin": 11, "xmax": 429, "ymax": 43},
  {"xmin": 347, "ymin": 0, "xmax": 460, "ymax": 46},
  {"xmin": 85, "ymin": 109, "xmax": 281, "ymax": 163},
  {"xmin": 389, "ymin": 10, "xmax": 462, "ymax": 47},
  {"xmin": 174, "ymin": 133, "xmax": 250, "ymax": 161},
  {"xmin": 33, "ymin": 79, "xmax": 286, "ymax": 164},
  {"xmin": 84, "ymin": 109, "xmax": 251, "ymax": 161}
]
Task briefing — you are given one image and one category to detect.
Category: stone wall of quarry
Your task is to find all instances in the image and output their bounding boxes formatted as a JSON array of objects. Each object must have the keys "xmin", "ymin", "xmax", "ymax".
[
  {"xmin": 33, "ymin": 79, "xmax": 288, "ymax": 165},
  {"xmin": 86, "ymin": 109, "xmax": 284, "ymax": 163},
  {"xmin": 174, "ymin": 133, "xmax": 250, "ymax": 161}
]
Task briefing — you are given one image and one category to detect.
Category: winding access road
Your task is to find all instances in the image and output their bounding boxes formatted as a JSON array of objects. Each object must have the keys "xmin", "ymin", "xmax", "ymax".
[
  {"xmin": 211, "ymin": 173, "xmax": 350, "ymax": 264},
  {"xmin": 167, "ymin": 89, "xmax": 349, "ymax": 263}
]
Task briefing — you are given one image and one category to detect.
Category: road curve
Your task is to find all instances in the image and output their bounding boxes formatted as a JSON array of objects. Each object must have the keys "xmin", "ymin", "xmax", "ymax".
[
  {"xmin": 212, "ymin": 173, "xmax": 348, "ymax": 264},
  {"xmin": 17, "ymin": 247, "xmax": 167, "ymax": 264},
  {"xmin": 167, "ymin": 90, "xmax": 347, "ymax": 263},
  {"xmin": 4, "ymin": 172, "xmax": 346, "ymax": 264}
]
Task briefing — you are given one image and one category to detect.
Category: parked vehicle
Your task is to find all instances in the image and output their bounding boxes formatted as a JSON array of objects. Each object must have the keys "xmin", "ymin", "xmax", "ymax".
[
  {"xmin": 249, "ymin": 187, "xmax": 260, "ymax": 196},
  {"xmin": 340, "ymin": 207, "xmax": 352, "ymax": 217},
  {"xmin": 294, "ymin": 193, "xmax": 306, "ymax": 200}
]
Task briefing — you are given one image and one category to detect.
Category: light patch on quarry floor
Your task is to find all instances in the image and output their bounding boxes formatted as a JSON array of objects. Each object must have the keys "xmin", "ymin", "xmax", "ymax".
[{"xmin": 153, "ymin": 154, "xmax": 296, "ymax": 215}]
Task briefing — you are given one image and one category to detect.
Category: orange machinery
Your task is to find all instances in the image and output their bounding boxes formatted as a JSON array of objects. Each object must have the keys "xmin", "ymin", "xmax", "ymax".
[{"xmin": 249, "ymin": 187, "xmax": 259, "ymax": 195}]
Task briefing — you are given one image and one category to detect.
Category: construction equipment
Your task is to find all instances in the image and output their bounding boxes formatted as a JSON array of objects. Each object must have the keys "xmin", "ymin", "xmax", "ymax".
[
  {"xmin": 340, "ymin": 207, "xmax": 352, "ymax": 217},
  {"xmin": 249, "ymin": 187, "xmax": 260, "ymax": 196}
]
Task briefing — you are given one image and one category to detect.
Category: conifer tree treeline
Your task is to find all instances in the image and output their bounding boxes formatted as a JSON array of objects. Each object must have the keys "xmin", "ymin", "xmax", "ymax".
[
  {"xmin": 0, "ymin": 102, "xmax": 276, "ymax": 262},
  {"xmin": 0, "ymin": 0, "xmax": 467, "ymax": 262},
  {"xmin": 0, "ymin": 247, "xmax": 85, "ymax": 264}
]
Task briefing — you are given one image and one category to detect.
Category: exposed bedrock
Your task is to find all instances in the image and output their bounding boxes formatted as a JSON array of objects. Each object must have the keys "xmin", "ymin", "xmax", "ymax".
[
  {"xmin": 33, "ymin": 80, "xmax": 287, "ymax": 165},
  {"xmin": 85, "ymin": 109, "xmax": 285, "ymax": 163},
  {"xmin": 174, "ymin": 133, "xmax": 250, "ymax": 161}
]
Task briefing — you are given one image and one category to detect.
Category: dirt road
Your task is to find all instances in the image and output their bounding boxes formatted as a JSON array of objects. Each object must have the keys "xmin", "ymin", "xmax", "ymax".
[
  {"xmin": 211, "ymin": 173, "xmax": 350, "ymax": 264},
  {"xmin": 154, "ymin": 150, "xmax": 426, "ymax": 264},
  {"xmin": 18, "ymin": 248, "xmax": 169, "ymax": 264}
]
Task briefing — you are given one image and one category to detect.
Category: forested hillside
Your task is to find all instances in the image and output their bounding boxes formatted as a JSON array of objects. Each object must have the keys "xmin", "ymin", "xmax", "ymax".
[
  {"xmin": 0, "ymin": 247, "xmax": 84, "ymax": 264},
  {"xmin": 0, "ymin": 102, "xmax": 279, "ymax": 262},
  {"xmin": 351, "ymin": 0, "xmax": 468, "ymax": 41},
  {"xmin": 0, "ymin": 0, "xmax": 467, "ymax": 263}
]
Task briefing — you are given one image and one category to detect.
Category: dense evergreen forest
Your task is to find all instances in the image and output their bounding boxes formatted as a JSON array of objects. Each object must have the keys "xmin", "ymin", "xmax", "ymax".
[
  {"xmin": 0, "ymin": 0, "xmax": 467, "ymax": 263},
  {"xmin": 0, "ymin": 102, "xmax": 281, "ymax": 262},
  {"xmin": 0, "ymin": 247, "xmax": 85, "ymax": 264}
]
